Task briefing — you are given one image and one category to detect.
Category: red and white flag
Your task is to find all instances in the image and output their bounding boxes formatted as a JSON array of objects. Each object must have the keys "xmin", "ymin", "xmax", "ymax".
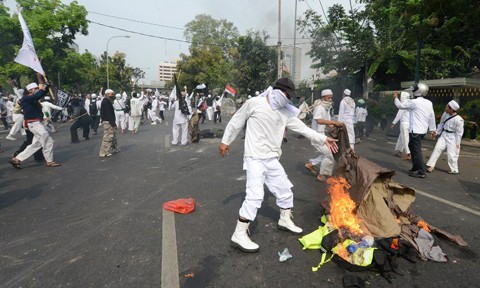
[
  {"xmin": 14, "ymin": 10, "xmax": 45, "ymax": 76},
  {"xmin": 224, "ymin": 84, "xmax": 236, "ymax": 96}
]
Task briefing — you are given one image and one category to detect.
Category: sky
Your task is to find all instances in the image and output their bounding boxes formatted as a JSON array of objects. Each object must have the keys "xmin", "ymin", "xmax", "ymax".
[{"xmin": 5, "ymin": 0, "xmax": 357, "ymax": 84}]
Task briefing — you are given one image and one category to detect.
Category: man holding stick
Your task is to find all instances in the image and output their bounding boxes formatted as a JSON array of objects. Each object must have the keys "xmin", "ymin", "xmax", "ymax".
[{"xmin": 8, "ymin": 82, "xmax": 61, "ymax": 169}]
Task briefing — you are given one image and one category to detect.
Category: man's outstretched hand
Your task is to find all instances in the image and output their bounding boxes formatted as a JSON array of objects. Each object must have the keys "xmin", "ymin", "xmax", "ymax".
[
  {"xmin": 325, "ymin": 137, "xmax": 339, "ymax": 153},
  {"xmin": 219, "ymin": 143, "xmax": 230, "ymax": 157}
]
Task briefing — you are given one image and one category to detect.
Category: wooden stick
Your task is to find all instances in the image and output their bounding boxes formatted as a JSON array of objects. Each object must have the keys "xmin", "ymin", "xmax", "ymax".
[{"xmin": 54, "ymin": 113, "xmax": 88, "ymax": 129}]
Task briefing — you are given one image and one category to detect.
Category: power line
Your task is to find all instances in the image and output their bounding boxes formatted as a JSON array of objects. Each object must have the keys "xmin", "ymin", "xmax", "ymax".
[
  {"xmin": 87, "ymin": 10, "xmax": 185, "ymax": 31},
  {"xmin": 88, "ymin": 20, "xmax": 230, "ymax": 48}
]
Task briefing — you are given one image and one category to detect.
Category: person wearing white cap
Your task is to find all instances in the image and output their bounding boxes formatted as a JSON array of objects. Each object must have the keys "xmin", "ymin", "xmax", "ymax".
[
  {"xmin": 338, "ymin": 88, "xmax": 356, "ymax": 149},
  {"xmin": 426, "ymin": 100, "xmax": 464, "ymax": 174},
  {"xmin": 354, "ymin": 99, "xmax": 368, "ymax": 142},
  {"xmin": 171, "ymin": 92, "xmax": 190, "ymax": 145},
  {"xmin": 305, "ymin": 89, "xmax": 343, "ymax": 181},
  {"xmin": 41, "ymin": 96, "xmax": 63, "ymax": 133},
  {"xmin": 8, "ymin": 82, "xmax": 61, "ymax": 169},
  {"xmin": 99, "ymin": 89, "xmax": 120, "ymax": 157},
  {"xmin": 148, "ymin": 95, "xmax": 162, "ymax": 125},
  {"xmin": 393, "ymin": 83, "xmax": 436, "ymax": 178},
  {"xmin": 113, "ymin": 93, "xmax": 127, "ymax": 133},
  {"xmin": 6, "ymin": 83, "xmax": 27, "ymax": 141},
  {"xmin": 89, "ymin": 94, "xmax": 101, "ymax": 134},
  {"xmin": 390, "ymin": 92, "xmax": 412, "ymax": 160}
]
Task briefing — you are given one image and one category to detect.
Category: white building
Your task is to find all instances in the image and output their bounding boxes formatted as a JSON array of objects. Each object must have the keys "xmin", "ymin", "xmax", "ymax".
[
  {"xmin": 282, "ymin": 46, "xmax": 302, "ymax": 85},
  {"xmin": 158, "ymin": 62, "xmax": 177, "ymax": 83}
]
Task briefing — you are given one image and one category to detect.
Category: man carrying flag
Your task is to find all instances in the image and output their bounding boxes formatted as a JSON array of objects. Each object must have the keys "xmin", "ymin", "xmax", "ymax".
[
  {"xmin": 9, "ymin": 82, "xmax": 61, "ymax": 169},
  {"xmin": 170, "ymin": 74, "xmax": 190, "ymax": 145}
]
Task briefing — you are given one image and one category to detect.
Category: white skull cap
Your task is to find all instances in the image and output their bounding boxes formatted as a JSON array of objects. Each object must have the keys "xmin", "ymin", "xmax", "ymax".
[
  {"xmin": 26, "ymin": 83, "xmax": 38, "ymax": 91},
  {"xmin": 448, "ymin": 100, "xmax": 459, "ymax": 111},
  {"xmin": 321, "ymin": 89, "xmax": 333, "ymax": 97}
]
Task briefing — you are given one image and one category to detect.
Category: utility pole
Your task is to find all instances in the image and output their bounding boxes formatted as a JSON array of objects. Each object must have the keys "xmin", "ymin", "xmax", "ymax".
[
  {"xmin": 277, "ymin": 0, "xmax": 282, "ymax": 80},
  {"xmin": 414, "ymin": 3, "xmax": 423, "ymax": 84},
  {"xmin": 292, "ymin": 0, "xmax": 298, "ymax": 83}
]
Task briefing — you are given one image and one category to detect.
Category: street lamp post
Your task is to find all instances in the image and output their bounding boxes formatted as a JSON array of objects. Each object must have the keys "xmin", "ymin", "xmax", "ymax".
[{"xmin": 106, "ymin": 35, "xmax": 130, "ymax": 89}]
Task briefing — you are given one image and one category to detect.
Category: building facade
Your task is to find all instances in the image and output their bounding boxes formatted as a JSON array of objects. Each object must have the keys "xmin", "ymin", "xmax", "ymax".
[
  {"xmin": 158, "ymin": 62, "xmax": 177, "ymax": 84},
  {"xmin": 282, "ymin": 46, "xmax": 302, "ymax": 85}
]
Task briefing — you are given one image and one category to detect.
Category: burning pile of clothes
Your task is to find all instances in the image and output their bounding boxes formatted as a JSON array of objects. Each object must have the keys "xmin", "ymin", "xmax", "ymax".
[{"xmin": 299, "ymin": 126, "xmax": 467, "ymax": 283}]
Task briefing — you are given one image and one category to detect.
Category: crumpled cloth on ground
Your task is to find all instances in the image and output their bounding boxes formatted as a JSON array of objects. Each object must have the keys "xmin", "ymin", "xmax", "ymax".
[{"xmin": 414, "ymin": 228, "xmax": 447, "ymax": 262}]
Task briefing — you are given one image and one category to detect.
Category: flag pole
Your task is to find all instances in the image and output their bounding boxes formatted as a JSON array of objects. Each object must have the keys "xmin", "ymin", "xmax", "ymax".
[{"xmin": 43, "ymin": 75, "xmax": 56, "ymax": 101}]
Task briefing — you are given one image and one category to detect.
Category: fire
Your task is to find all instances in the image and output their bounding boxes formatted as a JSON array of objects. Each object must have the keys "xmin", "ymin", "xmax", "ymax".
[{"xmin": 326, "ymin": 177, "xmax": 364, "ymax": 238}]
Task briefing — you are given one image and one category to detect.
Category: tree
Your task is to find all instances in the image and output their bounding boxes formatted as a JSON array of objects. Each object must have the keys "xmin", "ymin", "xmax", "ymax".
[
  {"xmin": 0, "ymin": 0, "xmax": 89, "ymax": 90},
  {"xmin": 298, "ymin": 5, "xmax": 375, "ymax": 90},
  {"xmin": 177, "ymin": 14, "xmax": 239, "ymax": 91},
  {"xmin": 232, "ymin": 32, "xmax": 277, "ymax": 95},
  {"xmin": 57, "ymin": 49, "xmax": 99, "ymax": 93}
]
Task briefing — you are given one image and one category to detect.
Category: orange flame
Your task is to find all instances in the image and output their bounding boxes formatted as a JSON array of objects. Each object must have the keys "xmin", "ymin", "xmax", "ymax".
[{"xmin": 326, "ymin": 177, "xmax": 364, "ymax": 238}]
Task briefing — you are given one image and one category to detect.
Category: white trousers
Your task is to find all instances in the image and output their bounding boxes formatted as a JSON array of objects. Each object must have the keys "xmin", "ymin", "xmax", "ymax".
[
  {"xmin": 128, "ymin": 115, "xmax": 141, "ymax": 131},
  {"xmin": 395, "ymin": 122, "xmax": 410, "ymax": 154},
  {"xmin": 426, "ymin": 134, "xmax": 460, "ymax": 173},
  {"xmin": 345, "ymin": 120, "xmax": 355, "ymax": 149},
  {"xmin": 16, "ymin": 121, "xmax": 54, "ymax": 162},
  {"xmin": 206, "ymin": 107, "xmax": 214, "ymax": 121},
  {"xmin": 148, "ymin": 109, "xmax": 161, "ymax": 123},
  {"xmin": 114, "ymin": 111, "xmax": 127, "ymax": 130},
  {"xmin": 239, "ymin": 157, "xmax": 294, "ymax": 221},
  {"xmin": 309, "ymin": 143, "xmax": 334, "ymax": 176},
  {"xmin": 172, "ymin": 122, "xmax": 188, "ymax": 145},
  {"xmin": 9, "ymin": 113, "xmax": 26, "ymax": 136}
]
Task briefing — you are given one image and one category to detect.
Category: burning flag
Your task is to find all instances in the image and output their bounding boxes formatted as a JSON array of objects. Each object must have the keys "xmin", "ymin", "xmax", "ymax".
[
  {"xmin": 326, "ymin": 177, "xmax": 364, "ymax": 238},
  {"xmin": 14, "ymin": 9, "xmax": 45, "ymax": 76}
]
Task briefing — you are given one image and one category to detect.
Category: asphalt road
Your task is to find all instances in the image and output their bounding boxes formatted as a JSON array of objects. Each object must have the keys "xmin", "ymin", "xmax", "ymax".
[{"xmin": 0, "ymin": 112, "xmax": 479, "ymax": 288}]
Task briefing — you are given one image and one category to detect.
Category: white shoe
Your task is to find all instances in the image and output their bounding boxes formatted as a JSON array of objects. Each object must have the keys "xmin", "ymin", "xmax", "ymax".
[
  {"xmin": 231, "ymin": 220, "xmax": 259, "ymax": 252},
  {"xmin": 151, "ymin": 122, "xmax": 157, "ymax": 125},
  {"xmin": 278, "ymin": 209, "xmax": 303, "ymax": 234},
  {"xmin": 6, "ymin": 135, "xmax": 16, "ymax": 141}
]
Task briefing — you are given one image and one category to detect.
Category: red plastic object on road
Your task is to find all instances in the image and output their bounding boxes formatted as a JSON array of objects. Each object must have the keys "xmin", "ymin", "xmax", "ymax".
[{"xmin": 163, "ymin": 197, "xmax": 196, "ymax": 214}]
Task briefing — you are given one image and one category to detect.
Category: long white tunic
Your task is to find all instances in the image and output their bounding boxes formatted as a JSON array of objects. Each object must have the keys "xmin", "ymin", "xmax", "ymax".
[{"xmin": 394, "ymin": 97, "xmax": 436, "ymax": 134}]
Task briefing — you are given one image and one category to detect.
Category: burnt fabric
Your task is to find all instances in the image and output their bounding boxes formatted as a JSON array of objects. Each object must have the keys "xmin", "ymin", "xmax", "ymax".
[{"xmin": 323, "ymin": 126, "xmax": 467, "ymax": 253}]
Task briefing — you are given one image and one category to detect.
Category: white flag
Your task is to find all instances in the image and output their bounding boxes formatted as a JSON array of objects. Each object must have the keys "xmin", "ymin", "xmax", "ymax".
[
  {"xmin": 168, "ymin": 85, "xmax": 176, "ymax": 109},
  {"xmin": 14, "ymin": 10, "xmax": 45, "ymax": 75}
]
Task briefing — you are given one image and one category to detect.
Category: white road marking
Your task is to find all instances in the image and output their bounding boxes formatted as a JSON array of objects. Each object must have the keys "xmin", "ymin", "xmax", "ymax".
[
  {"xmin": 415, "ymin": 189, "xmax": 480, "ymax": 217},
  {"xmin": 161, "ymin": 210, "xmax": 179, "ymax": 288}
]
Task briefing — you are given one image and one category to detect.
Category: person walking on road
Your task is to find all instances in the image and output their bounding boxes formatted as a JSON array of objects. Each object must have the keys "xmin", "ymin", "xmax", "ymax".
[
  {"xmin": 393, "ymin": 83, "xmax": 436, "ymax": 178},
  {"xmin": 171, "ymin": 92, "xmax": 190, "ymax": 145},
  {"xmin": 391, "ymin": 91, "xmax": 412, "ymax": 160},
  {"xmin": 355, "ymin": 99, "xmax": 368, "ymax": 142},
  {"xmin": 99, "ymin": 89, "xmax": 120, "ymax": 158},
  {"xmin": 89, "ymin": 94, "xmax": 101, "ymax": 135},
  {"xmin": 8, "ymin": 82, "xmax": 61, "ymax": 169},
  {"xmin": 426, "ymin": 100, "xmax": 464, "ymax": 174},
  {"xmin": 304, "ymin": 89, "xmax": 343, "ymax": 182},
  {"xmin": 338, "ymin": 88, "xmax": 356, "ymax": 149},
  {"xmin": 70, "ymin": 101, "xmax": 92, "ymax": 143},
  {"xmin": 219, "ymin": 78, "xmax": 338, "ymax": 253}
]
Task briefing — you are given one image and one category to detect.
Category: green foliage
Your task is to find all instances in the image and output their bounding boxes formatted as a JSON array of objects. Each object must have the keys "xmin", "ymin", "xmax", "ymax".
[
  {"xmin": 232, "ymin": 32, "xmax": 277, "ymax": 95},
  {"xmin": 177, "ymin": 15, "xmax": 240, "ymax": 92},
  {"xmin": 366, "ymin": 95, "xmax": 397, "ymax": 120},
  {"xmin": 300, "ymin": 0, "xmax": 480, "ymax": 89}
]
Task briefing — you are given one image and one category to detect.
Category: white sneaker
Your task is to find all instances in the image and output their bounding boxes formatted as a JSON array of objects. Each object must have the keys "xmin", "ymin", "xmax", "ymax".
[
  {"xmin": 151, "ymin": 122, "xmax": 157, "ymax": 125},
  {"xmin": 278, "ymin": 209, "xmax": 303, "ymax": 234},
  {"xmin": 6, "ymin": 135, "xmax": 16, "ymax": 141},
  {"xmin": 231, "ymin": 220, "xmax": 259, "ymax": 252}
]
